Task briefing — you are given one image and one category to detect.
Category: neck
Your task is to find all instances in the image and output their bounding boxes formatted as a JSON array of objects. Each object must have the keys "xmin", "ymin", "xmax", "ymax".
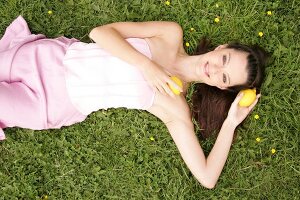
[{"xmin": 172, "ymin": 54, "xmax": 204, "ymax": 83}]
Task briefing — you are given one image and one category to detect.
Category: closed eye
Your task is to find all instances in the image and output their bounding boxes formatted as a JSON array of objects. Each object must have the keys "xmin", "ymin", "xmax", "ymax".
[{"xmin": 222, "ymin": 55, "xmax": 227, "ymax": 65}]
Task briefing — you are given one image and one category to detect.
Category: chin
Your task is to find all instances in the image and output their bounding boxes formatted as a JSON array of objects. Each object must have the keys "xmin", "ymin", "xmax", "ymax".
[
  {"xmin": 207, "ymin": 83, "xmax": 225, "ymax": 90},
  {"xmin": 216, "ymin": 85, "xmax": 227, "ymax": 90}
]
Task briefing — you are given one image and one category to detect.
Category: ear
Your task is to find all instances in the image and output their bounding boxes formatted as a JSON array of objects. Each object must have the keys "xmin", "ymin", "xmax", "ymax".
[{"xmin": 214, "ymin": 44, "xmax": 228, "ymax": 51}]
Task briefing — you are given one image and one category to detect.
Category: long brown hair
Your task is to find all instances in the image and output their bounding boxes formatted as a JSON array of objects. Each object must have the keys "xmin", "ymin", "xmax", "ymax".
[{"xmin": 191, "ymin": 38, "xmax": 269, "ymax": 139}]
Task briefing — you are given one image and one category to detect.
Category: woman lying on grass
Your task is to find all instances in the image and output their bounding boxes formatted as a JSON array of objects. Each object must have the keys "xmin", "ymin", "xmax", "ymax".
[{"xmin": 0, "ymin": 16, "xmax": 268, "ymax": 188}]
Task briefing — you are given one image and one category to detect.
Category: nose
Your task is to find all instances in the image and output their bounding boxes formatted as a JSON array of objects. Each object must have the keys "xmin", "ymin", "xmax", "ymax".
[{"xmin": 210, "ymin": 63, "xmax": 222, "ymax": 75}]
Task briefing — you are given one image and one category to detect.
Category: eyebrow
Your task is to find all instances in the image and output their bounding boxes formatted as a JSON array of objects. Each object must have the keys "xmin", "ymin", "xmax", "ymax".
[
  {"xmin": 227, "ymin": 52, "xmax": 231, "ymax": 85},
  {"xmin": 227, "ymin": 52, "xmax": 231, "ymax": 65}
]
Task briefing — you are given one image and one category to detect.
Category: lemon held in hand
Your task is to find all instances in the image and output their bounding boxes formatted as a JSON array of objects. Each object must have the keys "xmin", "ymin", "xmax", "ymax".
[
  {"xmin": 239, "ymin": 89, "xmax": 256, "ymax": 107},
  {"xmin": 168, "ymin": 76, "xmax": 183, "ymax": 95}
]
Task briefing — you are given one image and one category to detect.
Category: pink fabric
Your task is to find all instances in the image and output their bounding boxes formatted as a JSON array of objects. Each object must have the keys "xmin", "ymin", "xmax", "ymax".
[{"xmin": 0, "ymin": 16, "xmax": 86, "ymax": 140}]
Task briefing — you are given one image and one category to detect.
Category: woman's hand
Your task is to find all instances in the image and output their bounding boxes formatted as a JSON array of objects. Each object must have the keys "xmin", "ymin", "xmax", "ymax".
[
  {"xmin": 227, "ymin": 92, "xmax": 261, "ymax": 127},
  {"xmin": 141, "ymin": 61, "xmax": 182, "ymax": 97}
]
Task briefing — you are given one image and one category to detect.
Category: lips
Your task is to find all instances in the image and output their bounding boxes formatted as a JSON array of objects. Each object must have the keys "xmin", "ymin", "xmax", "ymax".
[{"xmin": 203, "ymin": 62, "xmax": 210, "ymax": 78}]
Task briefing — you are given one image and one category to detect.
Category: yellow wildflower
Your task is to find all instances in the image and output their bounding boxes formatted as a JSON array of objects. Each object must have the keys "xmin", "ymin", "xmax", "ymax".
[
  {"xmin": 258, "ymin": 32, "xmax": 264, "ymax": 37},
  {"xmin": 214, "ymin": 17, "xmax": 220, "ymax": 23},
  {"xmin": 254, "ymin": 114, "xmax": 260, "ymax": 119},
  {"xmin": 150, "ymin": 136, "xmax": 155, "ymax": 141},
  {"xmin": 267, "ymin": 11, "xmax": 272, "ymax": 16},
  {"xmin": 256, "ymin": 137, "xmax": 261, "ymax": 142},
  {"xmin": 47, "ymin": 10, "xmax": 53, "ymax": 15},
  {"xmin": 165, "ymin": 1, "xmax": 170, "ymax": 6},
  {"xmin": 190, "ymin": 27, "xmax": 195, "ymax": 32},
  {"xmin": 215, "ymin": 3, "xmax": 219, "ymax": 8},
  {"xmin": 185, "ymin": 42, "xmax": 190, "ymax": 47},
  {"xmin": 271, "ymin": 148, "xmax": 276, "ymax": 154}
]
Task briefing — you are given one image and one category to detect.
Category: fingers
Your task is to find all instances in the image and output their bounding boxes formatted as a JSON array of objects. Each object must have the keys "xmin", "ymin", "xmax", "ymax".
[
  {"xmin": 256, "ymin": 93, "xmax": 262, "ymax": 99},
  {"xmin": 154, "ymin": 80, "xmax": 175, "ymax": 98},
  {"xmin": 161, "ymin": 81, "xmax": 175, "ymax": 98},
  {"xmin": 162, "ymin": 77, "xmax": 183, "ymax": 98},
  {"xmin": 166, "ymin": 79, "xmax": 183, "ymax": 92},
  {"xmin": 232, "ymin": 92, "xmax": 244, "ymax": 105},
  {"xmin": 145, "ymin": 65, "xmax": 182, "ymax": 98},
  {"xmin": 248, "ymin": 94, "xmax": 261, "ymax": 111},
  {"xmin": 155, "ymin": 84, "xmax": 168, "ymax": 96}
]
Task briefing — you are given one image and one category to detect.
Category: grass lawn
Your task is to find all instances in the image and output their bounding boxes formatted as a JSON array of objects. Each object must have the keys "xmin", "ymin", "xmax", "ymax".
[{"xmin": 0, "ymin": 0, "xmax": 299, "ymax": 199}]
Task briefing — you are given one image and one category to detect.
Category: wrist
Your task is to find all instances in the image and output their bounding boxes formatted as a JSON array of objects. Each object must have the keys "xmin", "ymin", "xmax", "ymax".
[
  {"xmin": 223, "ymin": 118, "xmax": 238, "ymax": 131},
  {"xmin": 139, "ymin": 58, "xmax": 153, "ymax": 72}
]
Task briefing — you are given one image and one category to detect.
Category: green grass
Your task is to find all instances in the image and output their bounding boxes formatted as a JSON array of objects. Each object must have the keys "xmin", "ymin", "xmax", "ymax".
[{"xmin": 0, "ymin": 0, "xmax": 299, "ymax": 199}]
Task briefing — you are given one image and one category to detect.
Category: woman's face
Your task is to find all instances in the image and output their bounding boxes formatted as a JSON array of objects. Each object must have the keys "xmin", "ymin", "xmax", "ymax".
[{"xmin": 196, "ymin": 46, "xmax": 249, "ymax": 89}]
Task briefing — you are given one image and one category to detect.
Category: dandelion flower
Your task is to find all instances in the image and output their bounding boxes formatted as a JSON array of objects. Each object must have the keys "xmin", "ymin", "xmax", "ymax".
[
  {"xmin": 165, "ymin": 1, "xmax": 170, "ymax": 6},
  {"xmin": 256, "ymin": 137, "xmax": 261, "ymax": 142},
  {"xmin": 258, "ymin": 32, "xmax": 264, "ymax": 37},
  {"xmin": 254, "ymin": 114, "xmax": 260, "ymax": 119},
  {"xmin": 190, "ymin": 27, "xmax": 195, "ymax": 32},
  {"xmin": 214, "ymin": 17, "xmax": 220, "ymax": 23},
  {"xmin": 185, "ymin": 42, "xmax": 190, "ymax": 47},
  {"xmin": 267, "ymin": 11, "xmax": 272, "ymax": 16},
  {"xmin": 215, "ymin": 3, "xmax": 219, "ymax": 8},
  {"xmin": 271, "ymin": 148, "xmax": 276, "ymax": 154},
  {"xmin": 150, "ymin": 136, "xmax": 155, "ymax": 141},
  {"xmin": 42, "ymin": 195, "xmax": 48, "ymax": 199},
  {"xmin": 48, "ymin": 10, "xmax": 53, "ymax": 15}
]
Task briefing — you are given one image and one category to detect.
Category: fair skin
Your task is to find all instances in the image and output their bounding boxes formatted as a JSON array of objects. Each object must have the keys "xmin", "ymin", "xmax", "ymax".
[{"xmin": 89, "ymin": 21, "xmax": 260, "ymax": 189}]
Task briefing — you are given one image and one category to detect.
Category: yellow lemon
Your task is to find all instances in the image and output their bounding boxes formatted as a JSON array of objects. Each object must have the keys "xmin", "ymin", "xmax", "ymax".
[
  {"xmin": 239, "ymin": 89, "xmax": 256, "ymax": 107},
  {"xmin": 168, "ymin": 76, "xmax": 183, "ymax": 95}
]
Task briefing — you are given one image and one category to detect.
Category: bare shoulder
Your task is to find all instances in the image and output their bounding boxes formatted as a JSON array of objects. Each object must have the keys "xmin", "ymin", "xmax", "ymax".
[
  {"xmin": 147, "ymin": 92, "xmax": 191, "ymax": 124},
  {"xmin": 153, "ymin": 21, "xmax": 183, "ymax": 46},
  {"xmin": 159, "ymin": 21, "xmax": 183, "ymax": 39},
  {"xmin": 144, "ymin": 22, "xmax": 184, "ymax": 67}
]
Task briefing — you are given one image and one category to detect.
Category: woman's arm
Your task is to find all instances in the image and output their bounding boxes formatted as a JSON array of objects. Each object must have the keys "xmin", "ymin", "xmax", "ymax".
[
  {"xmin": 161, "ymin": 93, "xmax": 260, "ymax": 189},
  {"xmin": 89, "ymin": 21, "xmax": 183, "ymax": 96},
  {"xmin": 165, "ymin": 117, "xmax": 235, "ymax": 189}
]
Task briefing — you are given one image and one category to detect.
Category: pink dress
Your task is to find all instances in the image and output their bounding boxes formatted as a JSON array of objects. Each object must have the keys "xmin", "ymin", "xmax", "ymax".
[{"xmin": 0, "ymin": 16, "xmax": 155, "ymax": 140}]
